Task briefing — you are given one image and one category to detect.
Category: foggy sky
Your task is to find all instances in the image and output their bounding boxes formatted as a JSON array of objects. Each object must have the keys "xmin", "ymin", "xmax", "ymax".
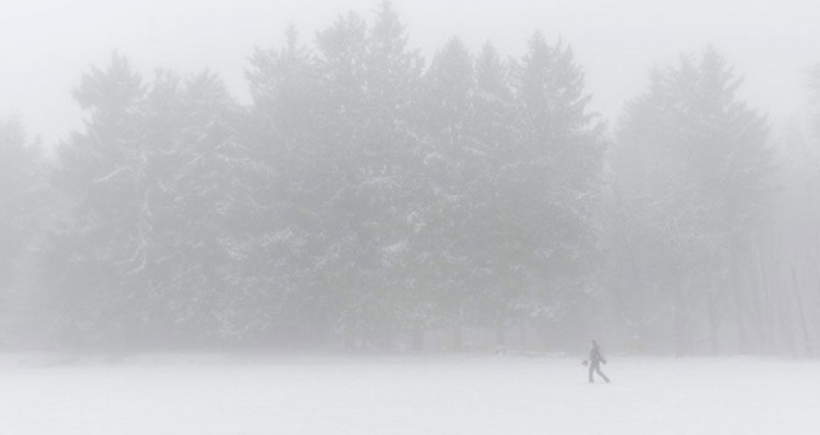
[{"xmin": 2, "ymin": 0, "xmax": 818, "ymax": 146}]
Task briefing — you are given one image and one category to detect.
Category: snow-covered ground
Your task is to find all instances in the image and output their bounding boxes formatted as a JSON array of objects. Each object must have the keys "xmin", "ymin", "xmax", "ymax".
[{"xmin": 0, "ymin": 354, "xmax": 818, "ymax": 434}]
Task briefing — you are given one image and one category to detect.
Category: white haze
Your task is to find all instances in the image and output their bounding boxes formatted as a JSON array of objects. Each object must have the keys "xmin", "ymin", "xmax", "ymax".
[
  {"xmin": 2, "ymin": 356, "xmax": 819, "ymax": 434},
  {"xmin": 2, "ymin": 2, "xmax": 820, "ymax": 432},
  {"xmin": 1, "ymin": 0, "xmax": 819, "ymax": 146}
]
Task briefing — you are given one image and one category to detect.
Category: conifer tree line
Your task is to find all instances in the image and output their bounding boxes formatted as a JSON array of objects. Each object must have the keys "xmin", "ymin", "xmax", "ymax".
[{"xmin": 0, "ymin": 1, "xmax": 816, "ymax": 356}]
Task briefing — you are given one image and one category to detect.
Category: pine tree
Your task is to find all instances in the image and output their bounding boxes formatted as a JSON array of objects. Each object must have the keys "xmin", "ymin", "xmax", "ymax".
[
  {"xmin": 508, "ymin": 33, "xmax": 605, "ymax": 348},
  {"xmin": 469, "ymin": 43, "xmax": 518, "ymax": 347},
  {"xmin": 47, "ymin": 54, "xmax": 253, "ymax": 348},
  {"xmin": 313, "ymin": 11, "xmax": 378, "ymax": 348},
  {"xmin": 0, "ymin": 119, "xmax": 44, "ymax": 286},
  {"xmin": 415, "ymin": 36, "xmax": 477, "ymax": 349},
  {"xmin": 0, "ymin": 118, "xmax": 49, "ymax": 346},
  {"xmin": 246, "ymin": 27, "xmax": 334, "ymax": 345},
  {"xmin": 612, "ymin": 46, "xmax": 775, "ymax": 355},
  {"xmin": 326, "ymin": 1, "xmax": 423, "ymax": 348},
  {"xmin": 46, "ymin": 53, "xmax": 148, "ymax": 347},
  {"xmin": 139, "ymin": 70, "xmax": 254, "ymax": 345}
]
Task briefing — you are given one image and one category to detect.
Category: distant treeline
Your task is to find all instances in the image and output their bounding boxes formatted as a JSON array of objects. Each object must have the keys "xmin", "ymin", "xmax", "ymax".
[{"xmin": 0, "ymin": 1, "xmax": 817, "ymax": 357}]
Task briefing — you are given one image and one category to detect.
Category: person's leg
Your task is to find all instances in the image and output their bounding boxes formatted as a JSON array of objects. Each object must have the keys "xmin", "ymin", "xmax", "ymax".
[
  {"xmin": 588, "ymin": 362, "xmax": 596, "ymax": 383},
  {"xmin": 595, "ymin": 365, "xmax": 610, "ymax": 383}
]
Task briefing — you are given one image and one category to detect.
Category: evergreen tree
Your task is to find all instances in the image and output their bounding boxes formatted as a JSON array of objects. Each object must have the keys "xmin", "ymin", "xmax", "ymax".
[
  {"xmin": 46, "ymin": 54, "xmax": 251, "ymax": 348},
  {"xmin": 508, "ymin": 33, "xmax": 605, "ymax": 348},
  {"xmin": 0, "ymin": 119, "xmax": 44, "ymax": 287},
  {"xmin": 469, "ymin": 43, "xmax": 518, "ymax": 346},
  {"xmin": 0, "ymin": 118, "xmax": 49, "ymax": 346},
  {"xmin": 138, "ymin": 70, "xmax": 253, "ymax": 345},
  {"xmin": 314, "ymin": 11, "xmax": 380, "ymax": 348},
  {"xmin": 246, "ymin": 27, "xmax": 333, "ymax": 345},
  {"xmin": 329, "ymin": 1, "xmax": 423, "ymax": 348},
  {"xmin": 415, "ymin": 36, "xmax": 476, "ymax": 349},
  {"xmin": 612, "ymin": 46, "xmax": 775, "ymax": 354},
  {"xmin": 46, "ymin": 53, "xmax": 148, "ymax": 347}
]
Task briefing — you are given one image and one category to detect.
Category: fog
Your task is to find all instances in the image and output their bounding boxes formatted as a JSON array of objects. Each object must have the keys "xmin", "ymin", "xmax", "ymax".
[
  {"xmin": 2, "ymin": 0, "xmax": 818, "ymax": 145},
  {"xmin": 3, "ymin": 357, "xmax": 819, "ymax": 433},
  {"xmin": 1, "ymin": 0, "xmax": 819, "ymax": 358}
]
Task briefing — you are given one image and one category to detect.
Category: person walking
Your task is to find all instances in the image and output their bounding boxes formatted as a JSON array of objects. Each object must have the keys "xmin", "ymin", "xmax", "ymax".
[{"xmin": 587, "ymin": 340, "xmax": 610, "ymax": 383}]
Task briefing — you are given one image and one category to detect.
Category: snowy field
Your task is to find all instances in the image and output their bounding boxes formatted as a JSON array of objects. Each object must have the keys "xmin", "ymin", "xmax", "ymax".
[{"xmin": 1, "ymin": 354, "xmax": 819, "ymax": 434}]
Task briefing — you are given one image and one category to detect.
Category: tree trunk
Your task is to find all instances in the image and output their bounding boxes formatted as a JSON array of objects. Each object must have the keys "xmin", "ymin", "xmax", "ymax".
[
  {"xmin": 495, "ymin": 318, "xmax": 506, "ymax": 351},
  {"xmin": 791, "ymin": 267, "xmax": 813, "ymax": 358},
  {"xmin": 707, "ymin": 291, "xmax": 721, "ymax": 356},
  {"xmin": 755, "ymin": 233, "xmax": 774, "ymax": 354},
  {"xmin": 452, "ymin": 323, "xmax": 463, "ymax": 352},
  {"xmin": 673, "ymin": 277, "xmax": 687, "ymax": 357},
  {"xmin": 519, "ymin": 318, "xmax": 527, "ymax": 352},
  {"xmin": 411, "ymin": 327, "xmax": 425, "ymax": 352},
  {"xmin": 732, "ymin": 249, "xmax": 748, "ymax": 353}
]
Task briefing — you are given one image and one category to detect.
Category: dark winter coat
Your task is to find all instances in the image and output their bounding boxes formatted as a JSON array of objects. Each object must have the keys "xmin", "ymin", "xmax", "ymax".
[{"xmin": 590, "ymin": 343, "xmax": 606, "ymax": 364}]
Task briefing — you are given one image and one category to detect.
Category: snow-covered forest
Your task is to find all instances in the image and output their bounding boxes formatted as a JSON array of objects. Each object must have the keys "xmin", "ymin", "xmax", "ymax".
[{"xmin": 1, "ymin": 1, "xmax": 819, "ymax": 357}]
